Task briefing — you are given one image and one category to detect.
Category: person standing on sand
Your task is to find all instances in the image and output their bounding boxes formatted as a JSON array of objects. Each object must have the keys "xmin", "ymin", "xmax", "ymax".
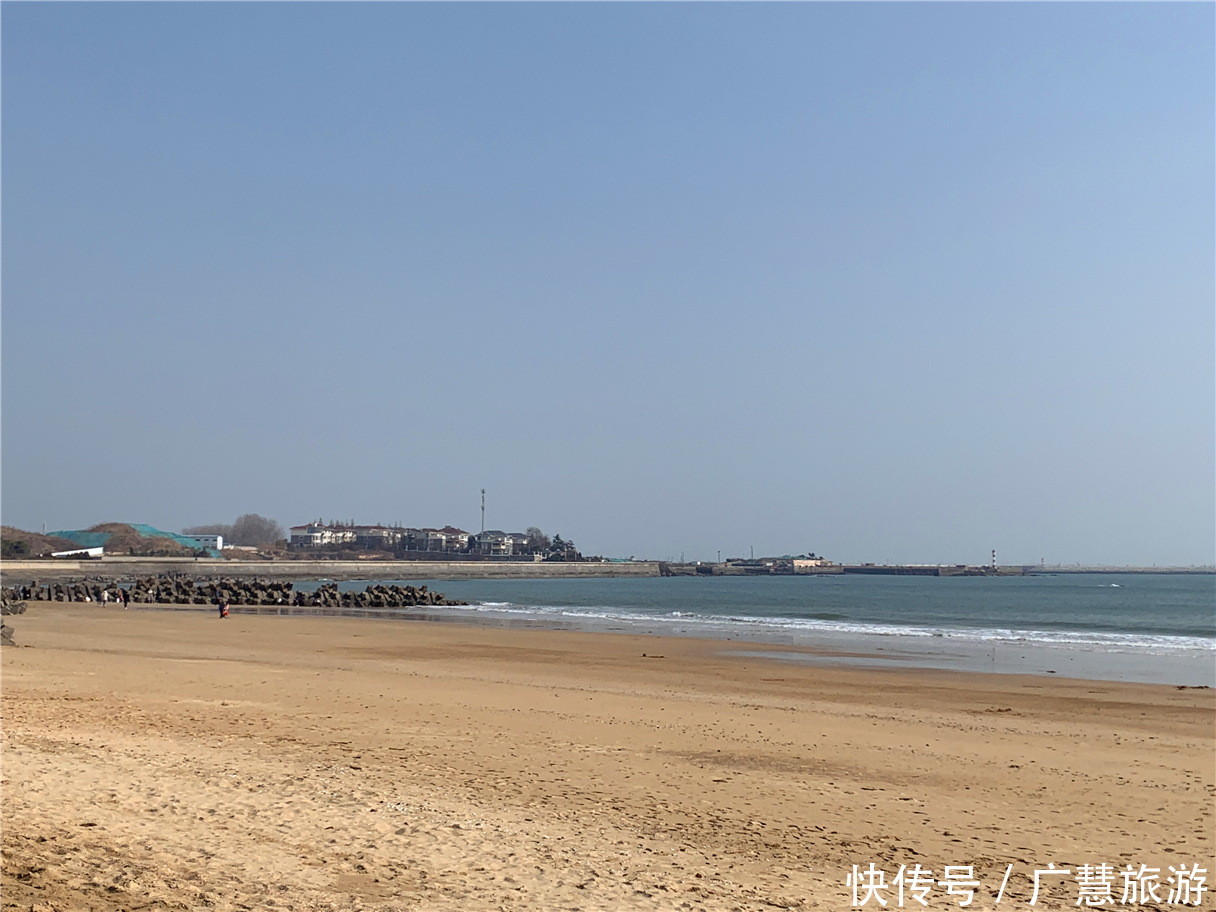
[
  {"xmin": 218, "ymin": 599, "xmax": 229, "ymax": 619},
  {"xmin": 120, "ymin": 588, "xmax": 129, "ymax": 609}
]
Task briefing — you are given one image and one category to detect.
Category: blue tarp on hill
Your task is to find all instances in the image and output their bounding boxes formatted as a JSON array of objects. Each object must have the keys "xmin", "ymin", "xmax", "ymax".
[
  {"xmin": 128, "ymin": 524, "xmax": 220, "ymax": 554},
  {"xmin": 48, "ymin": 530, "xmax": 109, "ymax": 549},
  {"xmin": 49, "ymin": 525, "xmax": 221, "ymax": 558}
]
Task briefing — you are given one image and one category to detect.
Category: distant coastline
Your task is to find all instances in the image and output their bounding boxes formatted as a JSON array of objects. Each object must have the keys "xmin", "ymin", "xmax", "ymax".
[{"xmin": 1, "ymin": 556, "xmax": 1211, "ymax": 586}]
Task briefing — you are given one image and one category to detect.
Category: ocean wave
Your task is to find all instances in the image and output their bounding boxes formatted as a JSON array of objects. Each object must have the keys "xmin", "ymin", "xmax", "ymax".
[{"xmin": 445, "ymin": 600, "xmax": 1216, "ymax": 655}]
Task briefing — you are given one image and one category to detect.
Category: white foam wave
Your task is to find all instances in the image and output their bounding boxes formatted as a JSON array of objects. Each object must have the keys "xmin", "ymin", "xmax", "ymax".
[{"xmin": 444, "ymin": 600, "xmax": 1216, "ymax": 655}]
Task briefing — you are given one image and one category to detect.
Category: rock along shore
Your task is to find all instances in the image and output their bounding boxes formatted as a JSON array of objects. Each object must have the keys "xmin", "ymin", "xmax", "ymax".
[{"xmin": 3, "ymin": 577, "xmax": 465, "ymax": 610}]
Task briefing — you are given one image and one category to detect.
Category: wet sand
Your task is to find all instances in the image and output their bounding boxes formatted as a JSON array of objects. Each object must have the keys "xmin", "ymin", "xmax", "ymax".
[{"xmin": 2, "ymin": 604, "xmax": 1212, "ymax": 911}]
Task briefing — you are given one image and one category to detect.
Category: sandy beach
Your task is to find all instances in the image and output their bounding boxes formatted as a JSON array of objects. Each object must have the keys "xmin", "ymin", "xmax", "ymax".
[{"xmin": 2, "ymin": 604, "xmax": 1212, "ymax": 912}]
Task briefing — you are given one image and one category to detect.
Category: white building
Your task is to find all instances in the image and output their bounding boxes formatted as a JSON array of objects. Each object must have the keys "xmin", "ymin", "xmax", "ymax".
[
  {"xmin": 411, "ymin": 527, "xmax": 471, "ymax": 552},
  {"xmin": 793, "ymin": 558, "xmax": 832, "ymax": 573},
  {"xmin": 474, "ymin": 530, "xmax": 529, "ymax": 556},
  {"xmin": 186, "ymin": 534, "xmax": 224, "ymax": 550},
  {"xmin": 289, "ymin": 524, "xmax": 358, "ymax": 548},
  {"xmin": 290, "ymin": 523, "xmax": 474, "ymax": 552},
  {"xmin": 353, "ymin": 526, "xmax": 405, "ymax": 549}
]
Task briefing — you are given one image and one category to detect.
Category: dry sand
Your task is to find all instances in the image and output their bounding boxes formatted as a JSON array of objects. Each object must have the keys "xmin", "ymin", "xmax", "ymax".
[{"xmin": 2, "ymin": 604, "xmax": 1212, "ymax": 912}]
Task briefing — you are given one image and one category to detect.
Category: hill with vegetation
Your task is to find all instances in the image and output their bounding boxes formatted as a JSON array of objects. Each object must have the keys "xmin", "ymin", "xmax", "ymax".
[
  {"xmin": 1, "ymin": 527, "xmax": 82, "ymax": 558},
  {"xmin": 78, "ymin": 523, "xmax": 201, "ymax": 557},
  {"xmin": 9, "ymin": 524, "xmax": 208, "ymax": 558}
]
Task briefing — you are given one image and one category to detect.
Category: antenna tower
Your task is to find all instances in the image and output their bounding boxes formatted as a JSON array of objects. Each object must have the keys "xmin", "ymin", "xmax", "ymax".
[{"xmin": 481, "ymin": 489, "xmax": 486, "ymax": 533}]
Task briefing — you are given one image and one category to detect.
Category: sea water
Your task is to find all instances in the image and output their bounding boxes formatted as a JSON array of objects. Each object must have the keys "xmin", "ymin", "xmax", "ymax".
[{"xmin": 296, "ymin": 573, "xmax": 1215, "ymax": 686}]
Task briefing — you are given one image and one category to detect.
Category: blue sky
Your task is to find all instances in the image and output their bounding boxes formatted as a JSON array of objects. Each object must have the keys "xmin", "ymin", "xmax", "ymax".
[{"xmin": 3, "ymin": 3, "xmax": 1212, "ymax": 565}]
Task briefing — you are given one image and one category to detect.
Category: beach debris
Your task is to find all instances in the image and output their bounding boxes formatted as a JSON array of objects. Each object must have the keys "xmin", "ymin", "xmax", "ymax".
[{"xmin": 1, "ymin": 624, "xmax": 15, "ymax": 646}]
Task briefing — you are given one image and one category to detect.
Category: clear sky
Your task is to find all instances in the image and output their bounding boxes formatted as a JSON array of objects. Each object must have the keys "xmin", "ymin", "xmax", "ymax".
[{"xmin": 3, "ymin": 3, "xmax": 1212, "ymax": 565}]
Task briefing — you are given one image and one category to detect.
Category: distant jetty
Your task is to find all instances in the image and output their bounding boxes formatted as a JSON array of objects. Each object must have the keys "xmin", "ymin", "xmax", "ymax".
[{"xmin": 658, "ymin": 561, "xmax": 1214, "ymax": 577}]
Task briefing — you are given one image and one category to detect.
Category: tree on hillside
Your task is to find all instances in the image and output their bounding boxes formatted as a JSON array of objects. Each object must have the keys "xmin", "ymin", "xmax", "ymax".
[
  {"xmin": 185, "ymin": 514, "xmax": 284, "ymax": 547},
  {"xmin": 229, "ymin": 514, "xmax": 285, "ymax": 546},
  {"xmin": 525, "ymin": 527, "xmax": 550, "ymax": 554},
  {"xmin": 546, "ymin": 534, "xmax": 581, "ymax": 562},
  {"xmin": 184, "ymin": 522, "xmax": 232, "ymax": 539}
]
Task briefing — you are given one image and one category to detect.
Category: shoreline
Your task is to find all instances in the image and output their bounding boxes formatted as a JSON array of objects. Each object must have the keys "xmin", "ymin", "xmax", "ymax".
[
  {"xmin": 7, "ymin": 570, "xmax": 1212, "ymax": 687},
  {"xmin": 3, "ymin": 604, "xmax": 1212, "ymax": 912},
  {"xmin": 75, "ymin": 599, "xmax": 1216, "ymax": 687}
]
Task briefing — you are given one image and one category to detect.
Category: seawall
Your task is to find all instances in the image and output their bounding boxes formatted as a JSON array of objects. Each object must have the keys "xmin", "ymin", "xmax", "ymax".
[{"xmin": 0, "ymin": 557, "xmax": 661, "ymax": 585}]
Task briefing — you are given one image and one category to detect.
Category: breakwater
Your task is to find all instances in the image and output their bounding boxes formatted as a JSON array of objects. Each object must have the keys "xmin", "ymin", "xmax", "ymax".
[{"xmin": 3, "ymin": 576, "xmax": 465, "ymax": 608}]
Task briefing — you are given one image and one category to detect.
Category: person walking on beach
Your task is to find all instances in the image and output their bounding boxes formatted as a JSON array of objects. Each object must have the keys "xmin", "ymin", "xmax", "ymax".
[
  {"xmin": 120, "ymin": 588, "xmax": 129, "ymax": 609},
  {"xmin": 218, "ymin": 599, "xmax": 229, "ymax": 619}
]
